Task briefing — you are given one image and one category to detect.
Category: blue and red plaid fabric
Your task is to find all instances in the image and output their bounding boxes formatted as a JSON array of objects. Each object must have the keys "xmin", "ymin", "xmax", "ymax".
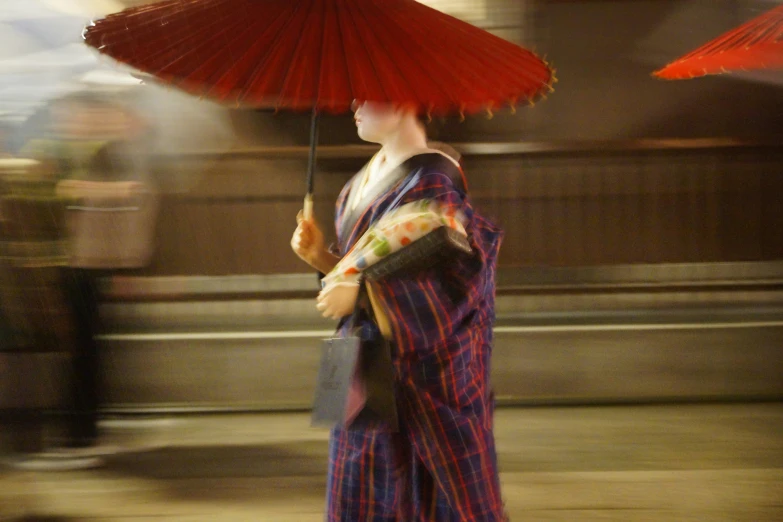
[{"xmin": 327, "ymin": 157, "xmax": 506, "ymax": 521}]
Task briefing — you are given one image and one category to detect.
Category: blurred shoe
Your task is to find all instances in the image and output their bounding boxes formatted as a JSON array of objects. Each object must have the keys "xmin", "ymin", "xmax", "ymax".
[
  {"xmin": 6, "ymin": 453, "xmax": 104, "ymax": 471},
  {"xmin": 39, "ymin": 443, "xmax": 124, "ymax": 459}
]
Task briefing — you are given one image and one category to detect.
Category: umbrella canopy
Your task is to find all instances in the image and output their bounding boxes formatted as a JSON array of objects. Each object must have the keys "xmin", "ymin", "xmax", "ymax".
[
  {"xmin": 83, "ymin": 0, "xmax": 554, "ymax": 116},
  {"xmin": 653, "ymin": 3, "xmax": 783, "ymax": 80}
]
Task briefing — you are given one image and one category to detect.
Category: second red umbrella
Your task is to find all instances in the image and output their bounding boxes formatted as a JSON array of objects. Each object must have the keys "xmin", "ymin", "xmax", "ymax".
[{"xmin": 654, "ymin": 4, "xmax": 783, "ymax": 80}]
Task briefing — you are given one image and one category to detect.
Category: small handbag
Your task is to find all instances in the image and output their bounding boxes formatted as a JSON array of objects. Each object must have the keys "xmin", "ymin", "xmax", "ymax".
[{"xmin": 311, "ymin": 281, "xmax": 399, "ymax": 431}]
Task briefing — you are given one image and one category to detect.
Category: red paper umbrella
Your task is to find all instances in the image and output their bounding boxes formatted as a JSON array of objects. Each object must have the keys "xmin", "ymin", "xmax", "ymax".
[
  {"xmin": 83, "ymin": 0, "xmax": 553, "ymax": 113},
  {"xmin": 83, "ymin": 0, "xmax": 554, "ymax": 215},
  {"xmin": 654, "ymin": 4, "xmax": 783, "ymax": 80}
]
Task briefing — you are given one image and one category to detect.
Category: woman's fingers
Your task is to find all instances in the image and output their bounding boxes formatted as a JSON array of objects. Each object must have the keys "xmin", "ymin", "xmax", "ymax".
[
  {"xmin": 318, "ymin": 283, "xmax": 360, "ymax": 320},
  {"xmin": 316, "ymin": 300, "xmax": 336, "ymax": 319},
  {"xmin": 292, "ymin": 225, "xmax": 312, "ymax": 254},
  {"xmin": 300, "ymin": 225, "xmax": 312, "ymax": 245},
  {"xmin": 317, "ymin": 292, "xmax": 340, "ymax": 319}
]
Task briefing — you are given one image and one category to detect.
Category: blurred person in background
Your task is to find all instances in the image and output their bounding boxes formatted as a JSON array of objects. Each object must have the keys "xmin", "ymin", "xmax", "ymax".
[
  {"xmin": 0, "ymin": 156, "xmax": 77, "ymax": 468},
  {"xmin": 15, "ymin": 91, "xmax": 158, "ymax": 466}
]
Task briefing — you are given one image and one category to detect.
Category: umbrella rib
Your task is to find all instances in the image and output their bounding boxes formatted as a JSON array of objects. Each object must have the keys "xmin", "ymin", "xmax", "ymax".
[
  {"xmin": 410, "ymin": 3, "xmax": 551, "ymax": 90},
  {"xmin": 658, "ymin": 4, "xmax": 783, "ymax": 77},
  {"xmin": 377, "ymin": 2, "xmax": 498, "ymax": 110},
  {"xmin": 204, "ymin": 3, "xmax": 296, "ymax": 102},
  {"xmin": 366, "ymin": 0, "xmax": 469, "ymax": 110},
  {"xmin": 165, "ymin": 0, "xmax": 258, "ymax": 76},
  {"xmin": 358, "ymin": 0, "xmax": 426, "ymax": 106},
  {"xmin": 314, "ymin": 0, "xmax": 337, "ymax": 109},
  {"xmin": 88, "ymin": 0, "xmax": 244, "ymax": 78},
  {"xmin": 312, "ymin": 0, "xmax": 329, "ymax": 108},
  {"xmin": 325, "ymin": 0, "xmax": 352, "ymax": 109},
  {"xmin": 344, "ymin": 0, "xmax": 394, "ymax": 103},
  {"xmin": 132, "ymin": 0, "xmax": 272, "ymax": 88},
  {"xmin": 160, "ymin": 3, "xmax": 264, "ymax": 89},
  {"xmin": 383, "ymin": 0, "xmax": 550, "ymax": 109},
  {"xmin": 277, "ymin": 0, "xmax": 323, "ymax": 108},
  {"xmin": 693, "ymin": 17, "xmax": 766, "ymax": 57},
  {"xmin": 190, "ymin": 0, "xmax": 275, "ymax": 86},
  {"xmin": 96, "ymin": 0, "xmax": 231, "ymax": 58},
  {"xmin": 309, "ymin": 0, "xmax": 328, "ymax": 108},
  {"xmin": 744, "ymin": 20, "xmax": 777, "ymax": 47},
  {"xmin": 239, "ymin": 0, "xmax": 313, "ymax": 106}
]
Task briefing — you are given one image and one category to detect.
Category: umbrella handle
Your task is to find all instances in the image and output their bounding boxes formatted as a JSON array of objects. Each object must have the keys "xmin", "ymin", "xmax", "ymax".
[
  {"xmin": 303, "ymin": 193, "xmax": 314, "ymax": 221},
  {"xmin": 303, "ymin": 108, "xmax": 320, "ymax": 222}
]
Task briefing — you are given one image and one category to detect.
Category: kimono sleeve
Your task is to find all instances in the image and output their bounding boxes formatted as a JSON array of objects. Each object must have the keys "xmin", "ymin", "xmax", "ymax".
[{"xmin": 367, "ymin": 170, "xmax": 485, "ymax": 361}]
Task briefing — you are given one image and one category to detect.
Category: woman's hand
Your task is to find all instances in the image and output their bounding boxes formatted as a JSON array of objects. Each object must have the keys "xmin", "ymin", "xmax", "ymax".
[
  {"xmin": 317, "ymin": 282, "xmax": 360, "ymax": 320},
  {"xmin": 291, "ymin": 211, "xmax": 330, "ymax": 270}
]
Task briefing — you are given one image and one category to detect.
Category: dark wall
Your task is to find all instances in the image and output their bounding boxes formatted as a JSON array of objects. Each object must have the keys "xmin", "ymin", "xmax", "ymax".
[{"xmin": 143, "ymin": 146, "xmax": 783, "ymax": 275}]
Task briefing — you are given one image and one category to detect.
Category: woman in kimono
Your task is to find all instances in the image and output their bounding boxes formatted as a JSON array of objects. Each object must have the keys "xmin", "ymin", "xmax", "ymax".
[{"xmin": 291, "ymin": 101, "xmax": 506, "ymax": 521}]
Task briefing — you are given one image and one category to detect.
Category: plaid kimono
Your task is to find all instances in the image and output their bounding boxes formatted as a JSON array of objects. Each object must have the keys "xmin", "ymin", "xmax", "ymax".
[{"xmin": 326, "ymin": 154, "xmax": 506, "ymax": 521}]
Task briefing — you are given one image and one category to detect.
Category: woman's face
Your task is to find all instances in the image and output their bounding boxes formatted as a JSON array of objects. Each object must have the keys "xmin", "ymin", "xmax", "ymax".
[{"xmin": 352, "ymin": 101, "xmax": 402, "ymax": 144}]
